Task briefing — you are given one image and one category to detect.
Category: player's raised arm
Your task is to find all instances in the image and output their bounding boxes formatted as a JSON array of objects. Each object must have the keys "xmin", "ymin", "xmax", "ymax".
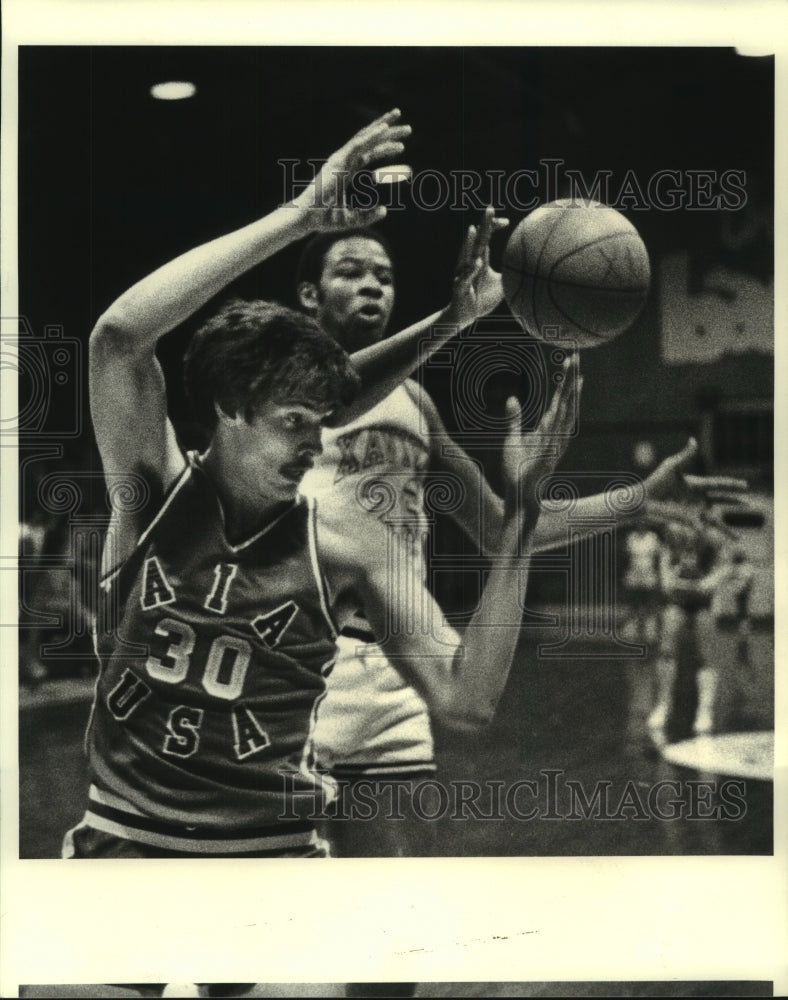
[
  {"xmin": 334, "ymin": 206, "xmax": 509, "ymax": 425},
  {"xmin": 411, "ymin": 382, "xmax": 505, "ymax": 556},
  {"xmin": 530, "ymin": 436, "xmax": 749, "ymax": 553},
  {"xmin": 89, "ymin": 109, "xmax": 412, "ymax": 488},
  {"xmin": 325, "ymin": 355, "xmax": 580, "ymax": 733}
]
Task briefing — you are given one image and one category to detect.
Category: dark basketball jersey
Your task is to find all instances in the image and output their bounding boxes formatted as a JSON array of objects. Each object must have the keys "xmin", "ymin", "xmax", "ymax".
[{"xmin": 84, "ymin": 453, "xmax": 339, "ymax": 852}]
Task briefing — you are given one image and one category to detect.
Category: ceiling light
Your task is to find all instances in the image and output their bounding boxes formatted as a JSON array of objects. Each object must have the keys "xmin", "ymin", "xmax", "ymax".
[{"xmin": 150, "ymin": 81, "xmax": 197, "ymax": 101}]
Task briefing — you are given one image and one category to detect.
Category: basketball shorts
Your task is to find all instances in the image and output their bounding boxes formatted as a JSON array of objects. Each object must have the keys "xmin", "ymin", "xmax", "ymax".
[
  {"xmin": 62, "ymin": 822, "xmax": 331, "ymax": 859},
  {"xmin": 313, "ymin": 634, "xmax": 436, "ymax": 779},
  {"xmin": 659, "ymin": 603, "xmax": 716, "ymax": 662},
  {"xmin": 622, "ymin": 583, "xmax": 660, "ymax": 603}
]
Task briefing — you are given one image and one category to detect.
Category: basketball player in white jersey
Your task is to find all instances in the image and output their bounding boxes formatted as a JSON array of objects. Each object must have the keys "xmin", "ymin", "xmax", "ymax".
[{"xmin": 295, "ymin": 209, "xmax": 752, "ymax": 871}]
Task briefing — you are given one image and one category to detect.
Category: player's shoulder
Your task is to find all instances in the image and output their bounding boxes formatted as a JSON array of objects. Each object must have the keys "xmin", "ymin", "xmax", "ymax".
[
  {"xmin": 403, "ymin": 377, "xmax": 441, "ymax": 424},
  {"xmin": 314, "ymin": 487, "xmax": 403, "ymax": 556},
  {"xmin": 403, "ymin": 376, "xmax": 427, "ymax": 403},
  {"xmin": 315, "ymin": 490, "xmax": 384, "ymax": 551},
  {"xmin": 313, "ymin": 504, "xmax": 377, "ymax": 605}
]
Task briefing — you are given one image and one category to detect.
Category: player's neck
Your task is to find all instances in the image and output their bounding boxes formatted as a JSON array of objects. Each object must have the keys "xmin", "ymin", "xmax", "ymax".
[{"xmin": 200, "ymin": 446, "xmax": 290, "ymax": 545}]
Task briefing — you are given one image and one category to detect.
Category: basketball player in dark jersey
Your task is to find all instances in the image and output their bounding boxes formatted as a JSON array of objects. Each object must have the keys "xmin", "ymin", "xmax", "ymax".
[
  {"xmin": 64, "ymin": 109, "xmax": 747, "ymax": 997},
  {"xmin": 61, "ymin": 108, "xmax": 589, "ymax": 1000},
  {"xmin": 66, "ymin": 108, "xmax": 581, "ymax": 867}
]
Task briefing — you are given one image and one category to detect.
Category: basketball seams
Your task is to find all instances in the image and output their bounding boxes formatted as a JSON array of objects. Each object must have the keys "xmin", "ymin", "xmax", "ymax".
[
  {"xmin": 502, "ymin": 207, "xmax": 567, "ymax": 334},
  {"xmin": 548, "ymin": 231, "xmax": 650, "ymax": 288},
  {"xmin": 545, "ymin": 277, "xmax": 613, "ymax": 340},
  {"xmin": 501, "ymin": 200, "xmax": 650, "ymax": 346},
  {"xmin": 501, "ymin": 260, "xmax": 531, "ymax": 327},
  {"xmin": 532, "ymin": 207, "xmax": 576, "ymax": 335},
  {"xmin": 501, "ymin": 263, "xmax": 649, "ymax": 294},
  {"xmin": 502, "ymin": 230, "xmax": 650, "ymax": 291},
  {"xmin": 541, "ymin": 279, "xmax": 648, "ymax": 293}
]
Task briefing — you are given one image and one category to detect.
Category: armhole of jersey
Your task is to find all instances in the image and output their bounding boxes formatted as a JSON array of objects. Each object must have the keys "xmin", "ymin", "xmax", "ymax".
[
  {"xmin": 406, "ymin": 380, "xmax": 442, "ymax": 466},
  {"xmin": 404, "ymin": 378, "xmax": 431, "ymax": 425},
  {"xmin": 305, "ymin": 495, "xmax": 340, "ymax": 640},
  {"xmin": 403, "ymin": 377, "xmax": 421, "ymax": 405},
  {"xmin": 99, "ymin": 460, "xmax": 193, "ymax": 588}
]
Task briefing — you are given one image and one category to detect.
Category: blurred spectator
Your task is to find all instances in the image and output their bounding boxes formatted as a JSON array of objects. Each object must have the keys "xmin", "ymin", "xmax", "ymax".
[{"xmin": 621, "ymin": 524, "xmax": 663, "ymax": 645}]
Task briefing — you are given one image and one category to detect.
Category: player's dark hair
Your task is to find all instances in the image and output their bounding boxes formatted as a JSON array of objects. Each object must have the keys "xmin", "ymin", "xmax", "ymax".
[
  {"xmin": 295, "ymin": 228, "xmax": 394, "ymax": 289},
  {"xmin": 183, "ymin": 298, "xmax": 360, "ymax": 431}
]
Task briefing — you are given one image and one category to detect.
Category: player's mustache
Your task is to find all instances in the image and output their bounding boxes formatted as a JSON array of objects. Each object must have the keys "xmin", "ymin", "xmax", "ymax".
[{"xmin": 282, "ymin": 458, "xmax": 315, "ymax": 476}]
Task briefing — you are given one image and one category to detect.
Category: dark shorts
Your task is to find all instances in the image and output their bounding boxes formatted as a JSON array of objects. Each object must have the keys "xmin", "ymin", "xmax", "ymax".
[
  {"xmin": 63, "ymin": 823, "xmax": 330, "ymax": 859},
  {"xmin": 623, "ymin": 585, "xmax": 661, "ymax": 605},
  {"xmin": 659, "ymin": 603, "xmax": 715, "ymax": 663}
]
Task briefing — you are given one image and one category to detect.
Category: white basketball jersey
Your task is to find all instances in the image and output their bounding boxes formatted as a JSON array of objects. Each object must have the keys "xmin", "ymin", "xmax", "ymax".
[{"xmin": 301, "ymin": 383, "xmax": 437, "ymax": 773}]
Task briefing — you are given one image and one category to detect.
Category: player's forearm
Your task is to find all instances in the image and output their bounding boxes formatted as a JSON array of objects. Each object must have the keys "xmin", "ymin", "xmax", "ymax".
[
  {"xmin": 439, "ymin": 495, "xmax": 535, "ymax": 732},
  {"xmin": 455, "ymin": 483, "xmax": 504, "ymax": 557},
  {"xmin": 530, "ymin": 492, "xmax": 616, "ymax": 552},
  {"xmin": 336, "ymin": 306, "xmax": 463, "ymax": 425},
  {"xmin": 92, "ymin": 205, "xmax": 313, "ymax": 352},
  {"xmin": 531, "ymin": 492, "xmax": 699, "ymax": 553},
  {"xmin": 363, "ymin": 496, "xmax": 528, "ymax": 733},
  {"xmin": 436, "ymin": 445, "xmax": 505, "ymax": 555}
]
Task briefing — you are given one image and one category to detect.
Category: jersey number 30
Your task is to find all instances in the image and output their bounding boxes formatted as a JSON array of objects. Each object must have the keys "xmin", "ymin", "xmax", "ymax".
[
  {"xmin": 105, "ymin": 618, "xmax": 276, "ymax": 760},
  {"xmin": 146, "ymin": 618, "xmax": 251, "ymax": 700}
]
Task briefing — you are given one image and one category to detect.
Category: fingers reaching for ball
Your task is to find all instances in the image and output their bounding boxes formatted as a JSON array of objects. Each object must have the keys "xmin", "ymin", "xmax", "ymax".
[{"xmin": 449, "ymin": 206, "xmax": 511, "ymax": 327}]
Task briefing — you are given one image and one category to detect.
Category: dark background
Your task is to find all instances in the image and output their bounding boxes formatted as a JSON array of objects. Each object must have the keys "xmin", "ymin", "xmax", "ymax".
[
  {"xmin": 16, "ymin": 47, "xmax": 776, "ymax": 865},
  {"xmin": 18, "ymin": 45, "xmax": 774, "ymax": 482},
  {"xmin": 16, "ymin": 43, "xmax": 775, "ymax": 641}
]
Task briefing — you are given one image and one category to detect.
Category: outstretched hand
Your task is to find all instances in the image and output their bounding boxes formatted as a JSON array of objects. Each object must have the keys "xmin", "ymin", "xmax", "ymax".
[
  {"xmin": 502, "ymin": 353, "xmax": 582, "ymax": 523},
  {"xmin": 291, "ymin": 109, "xmax": 412, "ymax": 231},
  {"xmin": 447, "ymin": 205, "xmax": 510, "ymax": 328},
  {"xmin": 644, "ymin": 437, "xmax": 748, "ymax": 504},
  {"xmin": 642, "ymin": 437, "xmax": 749, "ymax": 540}
]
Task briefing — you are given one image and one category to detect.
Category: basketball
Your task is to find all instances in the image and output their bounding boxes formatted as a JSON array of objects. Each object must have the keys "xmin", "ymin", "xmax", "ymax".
[{"xmin": 501, "ymin": 199, "xmax": 651, "ymax": 348}]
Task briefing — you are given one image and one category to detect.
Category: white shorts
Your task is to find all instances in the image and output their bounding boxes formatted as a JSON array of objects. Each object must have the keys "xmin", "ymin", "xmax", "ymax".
[{"xmin": 313, "ymin": 634, "xmax": 436, "ymax": 777}]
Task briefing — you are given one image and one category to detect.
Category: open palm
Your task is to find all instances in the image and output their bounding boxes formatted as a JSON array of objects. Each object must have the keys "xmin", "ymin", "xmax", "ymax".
[
  {"xmin": 449, "ymin": 206, "xmax": 510, "ymax": 327},
  {"xmin": 292, "ymin": 109, "xmax": 411, "ymax": 231}
]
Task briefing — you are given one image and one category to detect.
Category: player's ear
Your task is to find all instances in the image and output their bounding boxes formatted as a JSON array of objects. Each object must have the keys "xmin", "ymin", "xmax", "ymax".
[
  {"xmin": 297, "ymin": 280, "xmax": 320, "ymax": 313},
  {"xmin": 214, "ymin": 399, "xmax": 243, "ymax": 426}
]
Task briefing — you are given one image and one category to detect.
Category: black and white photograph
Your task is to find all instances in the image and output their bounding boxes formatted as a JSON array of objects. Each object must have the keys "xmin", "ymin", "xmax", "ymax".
[
  {"xmin": 2, "ymin": 1, "xmax": 786, "ymax": 997},
  {"xmin": 13, "ymin": 979, "xmax": 778, "ymax": 998}
]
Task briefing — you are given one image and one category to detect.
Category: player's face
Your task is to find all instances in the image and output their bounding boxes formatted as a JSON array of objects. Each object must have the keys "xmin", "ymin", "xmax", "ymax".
[
  {"xmin": 313, "ymin": 237, "xmax": 395, "ymax": 350},
  {"xmin": 232, "ymin": 399, "xmax": 329, "ymax": 502}
]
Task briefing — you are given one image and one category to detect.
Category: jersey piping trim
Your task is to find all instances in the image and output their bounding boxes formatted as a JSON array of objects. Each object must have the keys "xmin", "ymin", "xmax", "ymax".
[
  {"xmin": 100, "ymin": 461, "xmax": 193, "ymax": 586},
  {"xmin": 223, "ymin": 499, "xmax": 299, "ymax": 553},
  {"xmin": 189, "ymin": 451, "xmax": 299, "ymax": 553},
  {"xmin": 330, "ymin": 762, "xmax": 438, "ymax": 779},
  {"xmin": 306, "ymin": 496, "xmax": 340, "ymax": 640}
]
